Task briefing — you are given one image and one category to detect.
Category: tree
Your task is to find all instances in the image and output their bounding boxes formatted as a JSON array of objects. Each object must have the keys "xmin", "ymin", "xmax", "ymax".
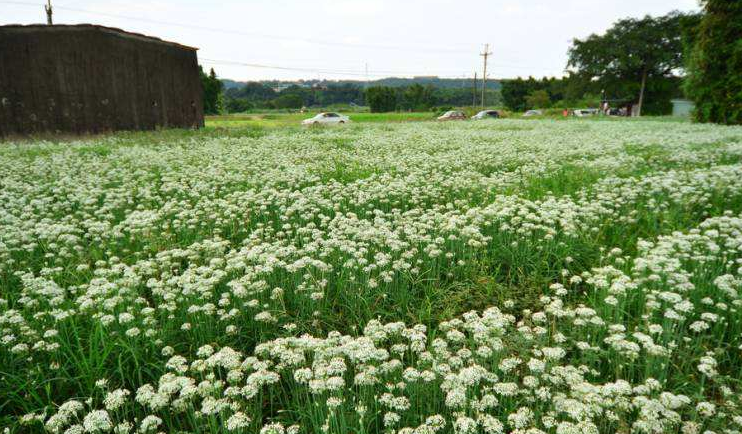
[
  {"xmin": 525, "ymin": 90, "xmax": 551, "ymax": 109},
  {"xmin": 315, "ymin": 83, "xmax": 364, "ymax": 106},
  {"xmin": 219, "ymin": 78, "xmax": 504, "ymax": 110},
  {"xmin": 685, "ymin": 1, "xmax": 742, "ymax": 125},
  {"xmin": 365, "ymin": 86, "xmax": 398, "ymax": 112},
  {"xmin": 501, "ymin": 78, "xmax": 532, "ymax": 111},
  {"xmin": 502, "ymin": 77, "xmax": 559, "ymax": 111},
  {"xmin": 561, "ymin": 73, "xmax": 594, "ymax": 104},
  {"xmin": 567, "ymin": 12, "xmax": 695, "ymax": 116},
  {"xmin": 400, "ymin": 84, "xmax": 436, "ymax": 111},
  {"xmin": 226, "ymin": 82, "xmax": 276, "ymax": 105},
  {"xmin": 272, "ymin": 94, "xmax": 304, "ymax": 109},
  {"xmin": 200, "ymin": 67, "xmax": 224, "ymax": 115},
  {"xmin": 277, "ymin": 85, "xmax": 314, "ymax": 107},
  {"xmin": 225, "ymin": 98, "xmax": 253, "ymax": 113}
]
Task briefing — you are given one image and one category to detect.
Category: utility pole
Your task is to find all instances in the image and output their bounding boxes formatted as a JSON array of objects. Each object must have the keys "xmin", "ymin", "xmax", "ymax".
[
  {"xmin": 472, "ymin": 72, "xmax": 477, "ymax": 107},
  {"xmin": 45, "ymin": 0, "xmax": 53, "ymax": 25},
  {"xmin": 365, "ymin": 63, "xmax": 369, "ymax": 89},
  {"xmin": 480, "ymin": 43, "xmax": 492, "ymax": 108}
]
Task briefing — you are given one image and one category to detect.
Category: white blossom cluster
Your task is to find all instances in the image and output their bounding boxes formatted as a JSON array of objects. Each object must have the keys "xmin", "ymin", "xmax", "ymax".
[{"xmin": 2, "ymin": 119, "xmax": 742, "ymax": 433}]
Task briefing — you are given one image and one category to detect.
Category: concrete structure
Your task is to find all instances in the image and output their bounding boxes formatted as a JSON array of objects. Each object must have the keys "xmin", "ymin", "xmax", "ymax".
[
  {"xmin": 671, "ymin": 99, "xmax": 695, "ymax": 117},
  {"xmin": 0, "ymin": 24, "xmax": 204, "ymax": 136}
]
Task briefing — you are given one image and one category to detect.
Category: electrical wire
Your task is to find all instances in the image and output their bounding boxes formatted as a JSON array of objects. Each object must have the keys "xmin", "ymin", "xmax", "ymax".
[
  {"xmin": 199, "ymin": 57, "xmax": 475, "ymax": 78},
  {"xmin": 1, "ymin": 0, "xmax": 565, "ymax": 77},
  {"xmin": 0, "ymin": 0, "xmax": 476, "ymax": 54}
]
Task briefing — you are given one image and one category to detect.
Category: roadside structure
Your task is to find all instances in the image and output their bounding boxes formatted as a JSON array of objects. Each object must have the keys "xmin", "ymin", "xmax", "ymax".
[{"xmin": 0, "ymin": 24, "xmax": 204, "ymax": 136}]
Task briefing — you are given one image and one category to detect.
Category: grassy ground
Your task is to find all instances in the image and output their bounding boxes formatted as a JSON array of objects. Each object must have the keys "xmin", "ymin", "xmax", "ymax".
[
  {"xmin": 206, "ymin": 111, "xmax": 436, "ymax": 129},
  {"xmin": 0, "ymin": 112, "xmax": 689, "ymax": 146},
  {"xmin": 206, "ymin": 108, "xmax": 692, "ymax": 129}
]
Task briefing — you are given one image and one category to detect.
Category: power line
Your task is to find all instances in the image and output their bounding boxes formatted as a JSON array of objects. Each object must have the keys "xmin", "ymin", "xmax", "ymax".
[
  {"xmin": 0, "ymin": 0, "xmax": 475, "ymax": 55},
  {"xmin": 199, "ymin": 57, "xmax": 472, "ymax": 79},
  {"xmin": 1, "ymin": 0, "xmax": 566, "ymax": 78},
  {"xmin": 201, "ymin": 58, "xmax": 379, "ymax": 77},
  {"xmin": 200, "ymin": 55, "xmax": 562, "ymax": 78}
]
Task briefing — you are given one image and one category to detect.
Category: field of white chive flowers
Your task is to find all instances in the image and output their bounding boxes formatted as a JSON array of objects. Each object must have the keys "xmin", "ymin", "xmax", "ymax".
[{"xmin": 2, "ymin": 118, "xmax": 742, "ymax": 434}]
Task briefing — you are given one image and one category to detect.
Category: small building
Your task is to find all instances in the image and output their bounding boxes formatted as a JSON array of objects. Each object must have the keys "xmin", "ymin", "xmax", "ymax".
[
  {"xmin": 671, "ymin": 99, "xmax": 695, "ymax": 117},
  {"xmin": 0, "ymin": 24, "xmax": 204, "ymax": 136}
]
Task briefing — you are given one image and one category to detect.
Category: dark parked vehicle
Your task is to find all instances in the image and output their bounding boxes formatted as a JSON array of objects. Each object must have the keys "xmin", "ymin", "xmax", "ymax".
[{"xmin": 472, "ymin": 110, "xmax": 501, "ymax": 120}]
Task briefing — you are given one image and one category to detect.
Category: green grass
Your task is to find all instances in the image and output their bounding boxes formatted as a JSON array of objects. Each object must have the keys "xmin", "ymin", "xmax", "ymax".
[{"xmin": 205, "ymin": 111, "xmax": 436, "ymax": 129}]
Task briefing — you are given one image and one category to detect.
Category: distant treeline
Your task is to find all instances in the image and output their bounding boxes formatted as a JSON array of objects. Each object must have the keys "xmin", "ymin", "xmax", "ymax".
[
  {"xmin": 364, "ymin": 84, "xmax": 500, "ymax": 112},
  {"xmin": 221, "ymin": 79, "xmax": 501, "ymax": 113},
  {"xmin": 500, "ymin": 74, "xmax": 684, "ymax": 115},
  {"xmin": 224, "ymin": 83, "xmax": 363, "ymax": 112},
  {"xmin": 498, "ymin": 10, "xmax": 701, "ymax": 116},
  {"xmin": 222, "ymin": 77, "xmax": 501, "ymax": 91}
]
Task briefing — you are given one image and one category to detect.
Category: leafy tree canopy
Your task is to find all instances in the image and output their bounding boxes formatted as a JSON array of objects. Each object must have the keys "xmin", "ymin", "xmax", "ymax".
[
  {"xmin": 525, "ymin": 90, "xmax": 551, "ymax": 110},
  {"xmin": 567, "ymin": 11, "xmax": 700, "ymax": 115},
  {"xmin": 685, "ymin": 0, "xmax": 742, "ymax": 125}
]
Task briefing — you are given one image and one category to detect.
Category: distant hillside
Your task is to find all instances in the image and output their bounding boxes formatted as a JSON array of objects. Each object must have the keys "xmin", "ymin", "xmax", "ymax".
[
  {"xmin": 372, "ymin": 77, "xmax": 501, "ymax": 90},
  {"xmin": 221, "ymin": 76, "xmax": 501, "ymax": 90}
]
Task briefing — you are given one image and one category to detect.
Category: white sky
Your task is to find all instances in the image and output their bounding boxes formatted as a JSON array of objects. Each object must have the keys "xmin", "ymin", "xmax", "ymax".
[{"xmin": 2, "ymin": 0, "xmax": 700, "ymax": 81}]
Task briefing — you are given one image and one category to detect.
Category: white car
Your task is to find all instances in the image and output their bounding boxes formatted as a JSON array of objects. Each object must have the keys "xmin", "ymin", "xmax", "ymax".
[
  {"xmin": 573, "ymin": 108, "xmax": 599, "ymax": 117},
  {"xmin": 301, "ymin": 112, "xmax": 350, "ymax": 126}
]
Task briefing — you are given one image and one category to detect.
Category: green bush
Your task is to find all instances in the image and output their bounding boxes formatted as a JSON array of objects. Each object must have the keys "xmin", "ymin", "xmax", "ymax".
[{"xmin": 225, "ymin": 98, "xmax": 253, "ymax": 114}]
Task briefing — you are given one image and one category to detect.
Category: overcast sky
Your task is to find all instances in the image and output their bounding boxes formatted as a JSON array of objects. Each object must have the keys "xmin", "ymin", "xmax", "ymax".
[{"xmin": 3, "ymin": 0, "xmax": 700, "ymax": 81}]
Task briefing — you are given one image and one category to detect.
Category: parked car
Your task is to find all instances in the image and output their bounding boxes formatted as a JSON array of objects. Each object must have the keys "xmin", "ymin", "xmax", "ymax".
[
  {"xmin": 472, "ymin": 110, "xmax": 500, "ymax": 120},
  {"xmin": 522, "ymin": 109, "xmax": 543, "ymax": 117},
  {"xmin": 437, "ymin": 110, "xmax": 467, "ymax": 121},
  {"xmin": 573, "ymin": 108, "xmax": 599, "ymax": 117},
  {"xmin": 301, "ymin": 112, "xmax": 350, "ymax": 126}
]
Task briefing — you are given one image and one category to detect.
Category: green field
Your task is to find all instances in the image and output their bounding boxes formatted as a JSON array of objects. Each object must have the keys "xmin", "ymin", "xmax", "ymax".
[
  {"xmin": 2, "ymin": 118, "xmax": 742, "ymax": 433},
  {"xmin": 206, "ymin": 111, "xmax": 437, "ymax": 129},
  {"xmin": 205, "ymin": 111, "xmax": 692, "ymax": 131}
]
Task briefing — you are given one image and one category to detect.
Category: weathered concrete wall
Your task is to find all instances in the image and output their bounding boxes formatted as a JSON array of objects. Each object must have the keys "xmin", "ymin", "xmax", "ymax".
[{"xmin": 0, "ymin": 25, "xmax": 204, "ymax": 136}]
